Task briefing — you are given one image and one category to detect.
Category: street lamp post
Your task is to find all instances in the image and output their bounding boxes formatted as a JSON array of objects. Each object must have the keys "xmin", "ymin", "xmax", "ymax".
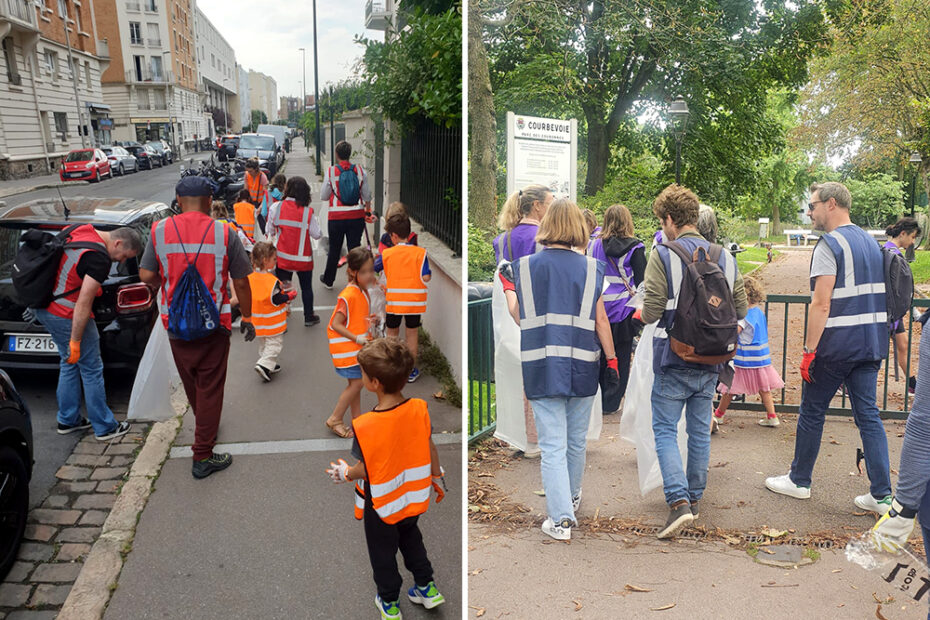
[
  {"xmin": 669, "ymin": 96, "xmax": 690, "ymax": 185},
  {"xmin": 312, "ymin": 0, "xmax": 322, "ymax": 176},
  {"xmin": 161, "ymin": 51, "xmax": 174, "ymax": 156},
  {"xmin": 907, "ymin": 152, "xmax": 922, "ymax": 262},
  {"xmin": 222, "ymin": 77, "xmax": 229, "ymax": 134},
  {"xmin": 62, "ymin": 13, "xmax": 86, "ymax": 148}
]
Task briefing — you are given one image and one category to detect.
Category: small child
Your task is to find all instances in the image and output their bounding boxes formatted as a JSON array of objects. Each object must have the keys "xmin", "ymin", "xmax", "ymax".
[
  {"xmin": 233, "ymin": 188, "xmax": 257, "ymax": 242},
  {"xmin": 325, "ymin": 247, "xmax": 377, "ymax": 438},
  {"xmin": 378, "ymin": 202, "xmax": 419, "ymax": 254},
  {"xmin": 375, "ymin": 212, "xmax": 431, "ymax": 383},
  {"xmin": 247, "ymin": 243, "xmax": 296, "ymax": 381},
  {"xmin": 712, "ymin": 276, "xmax": 784, "ymax": 431},
  {"xmin": 212, "ymin": 200, "xmax": 254, "ymax": 253},
  {"xmin": 326, "ymin": 338, "xmax": 446, "ymax": 620},
  {"xmin": 269, "ymin": 173, "xmax": 286, "ymax": 202}
]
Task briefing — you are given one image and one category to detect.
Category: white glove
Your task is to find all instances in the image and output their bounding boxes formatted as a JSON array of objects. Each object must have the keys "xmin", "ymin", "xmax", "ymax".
[
  {"xmin": 355, "ymin": 334, "xmax": 369, "ymax": 345},
  {"xmin": 871, "ymin": 498, "xmax": 917, "ymax": 553},
  {"xmin": 326, "ymin": 459, "xmax": 350, "ymax": 483}
]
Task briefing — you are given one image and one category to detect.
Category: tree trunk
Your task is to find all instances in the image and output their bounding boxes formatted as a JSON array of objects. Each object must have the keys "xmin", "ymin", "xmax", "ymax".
[
  {"xmin": 771, "ymin": 177, "xmax": 781, "ymax": 236},
  {"xmin": 468, "ymin": 0, "xmax": 498, "ymax": 231},
  {"xmin": 584, "ymin": 117, "xmax": 610, "ymax": 197}
]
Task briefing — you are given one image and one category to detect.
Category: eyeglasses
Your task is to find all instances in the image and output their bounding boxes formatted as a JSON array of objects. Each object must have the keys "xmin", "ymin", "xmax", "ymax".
[{"xmin": 807, "ymin": 199, "xmax": 827, "ymax": 212}]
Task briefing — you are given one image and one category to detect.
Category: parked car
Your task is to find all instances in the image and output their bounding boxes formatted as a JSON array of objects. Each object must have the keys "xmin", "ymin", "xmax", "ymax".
[
  {"xmin": 145, "ymin": 144, "xmax": 163, "ymax": 168},
  {"xmin": 101, "ymin": 145, "xmax": 138, "ymax": 176},
  {"xmin": 256, "ymin": 124, "xmax": 289, "ymax": 156},
  {"xmin": 0, "ymin": 197, "xmax": 173, "ymax": 370},
  {"xmin": 236, "ymin": 133, "xmax": 283, "ymax": 176},
  {"xmin": 0, "ymin": 369, "xmax": 32, "ymax": 582},
  {"xmin": 59, "ymin": 149, "xmax": 111, "ymax": 183},
  {"xmin": 125, "ymin": 145, "xmax": 156, "ymax": 170},
  {"xmin": 146, "ymin": 141, "xmax": 172, "ymax": 165},
  {"xmin": 217, "ymin": 134, "xmax": 239, "ymax": 162}
]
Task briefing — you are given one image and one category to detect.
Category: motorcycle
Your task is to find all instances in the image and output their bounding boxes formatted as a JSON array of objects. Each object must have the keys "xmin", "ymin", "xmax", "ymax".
[{"xmin": 171, "ymin": 159, "xmax": 245, "ymax": 215}]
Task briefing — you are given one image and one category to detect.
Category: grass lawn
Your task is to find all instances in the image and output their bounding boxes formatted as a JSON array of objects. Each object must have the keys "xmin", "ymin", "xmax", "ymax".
[
  {"xmin": 912, "ymin": 250, "xmax": 930, "ymax": 284},
  {"xmin": 737, "ymin": 246, "xmax": 778, "ymax": 275},
  {"xmin": 468, "ymin": 380, "xmax": 496, "ymax": 436}
]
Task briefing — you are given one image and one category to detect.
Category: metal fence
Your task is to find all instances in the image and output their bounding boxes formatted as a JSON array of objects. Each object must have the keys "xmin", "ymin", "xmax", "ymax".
[
  {"xmin": 400, "ymin": 119, "xmax": 462, "ymax": 255},
  {"xmin": 468, "ymin": 297, "xmax": 496, "ymax": 441}
]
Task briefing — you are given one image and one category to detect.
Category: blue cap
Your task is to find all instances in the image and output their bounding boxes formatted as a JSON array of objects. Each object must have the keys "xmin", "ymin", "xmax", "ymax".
[{"xmin": 175, "ymin": 176, "xmax": 214, "ymax": 197}]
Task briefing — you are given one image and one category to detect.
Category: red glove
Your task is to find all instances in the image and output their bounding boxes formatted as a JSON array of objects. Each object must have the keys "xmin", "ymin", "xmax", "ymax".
[
  {"xmin": 498, "ymin": 262, "xmax": 516, "ymax": 292},
  {"xmin": 606, "ymin": 357, "xmax": 619, "ymax": 374},
  {"xmin": 800, "ymin": 350, "xmax": 816, "ymax": 383},
  {"xmin": 632, "ymin": 308, "xmax": 642, "ymax": 322},
  {"xmin": 285, "ymin": 289, "xmax": 298, "ymax": 302},
  {"xmin": 365, "ymin": 212, "xmax": 377, "ymax": 224}
]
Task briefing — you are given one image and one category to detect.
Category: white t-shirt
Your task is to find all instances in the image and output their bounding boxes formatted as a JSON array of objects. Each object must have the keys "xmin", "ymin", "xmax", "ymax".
[{"xmin": 808, "ymin": 226, "xmax": 859, "ymax": 279}]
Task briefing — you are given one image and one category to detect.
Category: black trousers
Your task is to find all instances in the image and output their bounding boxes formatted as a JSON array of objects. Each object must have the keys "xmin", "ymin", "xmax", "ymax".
[
  {"xmin": 322, "ymin": 218, "xmax": 365, "ymax": 286},
  {"xmin": 274, "ymin": 267, "xmax": 314, "ymax": 319},
  {"xmin": 599, "ymin": 317, "xmax": 638, "ymax": 412},
  {"xmin": 364, "ymin": 503, "xmax": 434, "ymax": 602}
]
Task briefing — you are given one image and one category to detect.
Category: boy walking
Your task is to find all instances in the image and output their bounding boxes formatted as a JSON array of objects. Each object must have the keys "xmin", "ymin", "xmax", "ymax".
[
  {"xmin": 326, "ymin": 338, "xmax": 446, "ymax": 620},
  {"xmin": 376, "ymin": 213, "xmax": 431, "ymax": 382}
]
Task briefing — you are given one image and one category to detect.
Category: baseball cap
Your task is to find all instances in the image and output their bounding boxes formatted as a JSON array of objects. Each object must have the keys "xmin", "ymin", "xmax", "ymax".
[{"xmin": 175, "ymin": 176, "xmax": 214, "ymax": 197}]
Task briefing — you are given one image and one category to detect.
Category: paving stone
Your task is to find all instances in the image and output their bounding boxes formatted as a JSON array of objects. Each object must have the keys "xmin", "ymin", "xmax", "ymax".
[
  {"xmin": 55, "ymin": 543, "xmax": 91, "ymax": 562},
  {"xmin": 55, "ymin": 527, "xmax": 101, "ymax": 543},
  {"xmin": 0, "ymin": 583, "xmax": 31, "ymax": 607},
  {"xmin": 64, "ymin": 454, "xmax": 110, "ymax": 467},
  {"xmin": 95, "ymin": 481, "xmax": 120, "ymax": 493},
  {"xmin": 28, "ymin": 509, "xmax": 80, "ymax": 526},
  {"xmin": 2, "ymin": 561, "xmax": 32, "ymax": 583},
  {"xmin": 89, "ymin": 467, "xmax": 126, "ymax": 481},
  {"xmin": 78, "ymin": 511, "xmax": 107, "ymax": 526},
  {"xmin": 30, "ymin": 563, "xmax": 83, "ymax": 583},
  {"xmin": 51, "ymin": 482, "xmax": 97, "ymax": 494},
  {"xmin": 103, "ymin": 443, "xmax": 137, "ymax": 455},
  {"xmin": 15, "ymin": 543, "xmax": 53, "ymax": 562},
  {"xmin": 54, "ymin": 466, "xmax": 90, "ymax": 481},
  {"xmin": 27, "ymin": 584, "xmax": 72, "ymax": 607},
  {"xmin": 72, "ymin": 494, "xmax": 116, "ymax": 510},
  {"xmin": 71, "ymin": 442, "xmax": 105, "ymax": 455},
  {"xmin": 6, "ymin": 611, "xmax": 59, "ymax": 620},
  {"xmin": 41, "ymin": 495, "xmax": 70, "ymax": 509},
  {"xmin": 107, "ymin": 456, "xmax": 133, "ymax": 467},
  {"xmin": 22, "ymin": 525, "xmax": 56, "ymax": 542}
]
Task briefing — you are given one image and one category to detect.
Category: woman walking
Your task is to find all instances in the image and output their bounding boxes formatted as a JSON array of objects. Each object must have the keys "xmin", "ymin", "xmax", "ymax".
[
  {"xmin": 885, "ymin": 217, "xmax": 921, "ymax": 392},
  {"xmin": 500, "ymin": 199, "xmax": 618, "ymax": 540}
]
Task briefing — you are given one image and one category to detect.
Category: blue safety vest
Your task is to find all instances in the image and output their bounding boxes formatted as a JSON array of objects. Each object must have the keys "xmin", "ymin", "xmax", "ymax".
[
  {"xmin": 514, "ymin": 248, "xmax": 605, "ymax": 399},
  {"xmin": 812, "ymin": 225, "xmax": 887, "ymax": 362},
  {"xmin": 653, "ymin": 235, "xmax": 738, "ymax": 373},
  {"xmin": 734, "ymin": 306, "xmax": 772, "ymax": 368}
]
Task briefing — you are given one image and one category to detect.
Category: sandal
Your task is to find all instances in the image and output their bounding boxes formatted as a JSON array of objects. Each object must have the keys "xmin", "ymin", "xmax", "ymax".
[{"xmin": 325, "ymin": 419, "xmax": 354, "ymax": 438}]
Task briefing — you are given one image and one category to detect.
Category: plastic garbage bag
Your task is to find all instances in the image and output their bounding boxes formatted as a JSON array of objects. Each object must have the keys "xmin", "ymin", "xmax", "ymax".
[
  {"xmin": 619, "ymin": 322, "xmax": 687, "ymax": 497},
  {"xmin": 368, "ymin": 281, "xmax": 386, "ymax": 339},
  {"xmin": 127, "ymin": 317, "xmax": 181, "ymax": 421},
  {"xmin": 491, "ymin": 265, "xmax": 602, "ymax": 451}
]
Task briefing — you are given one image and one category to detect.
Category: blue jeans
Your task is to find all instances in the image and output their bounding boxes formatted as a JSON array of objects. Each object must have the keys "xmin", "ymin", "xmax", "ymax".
[
  {"xmin": 790, "ymin": 360, "xmax": 891, "ymax": 498},
  {"xmin": 924, "ymin": 525, "xmax": 930, "ymax": 620},
  {"xmin": 529, "ymin": 395, "xmax": 595, "ymax": 524},
  {"xmin": 36, "ymin": 309, "xmax": 118, "ymax": 436},
  {"xmin": 651, "ymin": 367, "xmax": 717, "ymax": 506}
]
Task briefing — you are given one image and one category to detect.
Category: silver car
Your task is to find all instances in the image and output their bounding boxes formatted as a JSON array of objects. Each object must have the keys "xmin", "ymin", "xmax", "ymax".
[{"xmin": 101, "ymin": 145, "xmax": 139, "ymax": 176}]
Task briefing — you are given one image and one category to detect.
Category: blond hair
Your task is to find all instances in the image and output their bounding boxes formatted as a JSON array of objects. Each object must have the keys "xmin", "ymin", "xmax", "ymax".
[
  {"xmin": 582, "ymin": 209, "xmax": 597, "ymax": 237},
  {"xmin": 536, "ymin": 198, "xmax": 588, "ymax": 249},
  {"xmin": 600, "ymin": 204, "xmax": 634, "ymax": 239},
  {"xmin": 210, "ymin": 200, "xmax": 228, "ymax": 220},
  {"xmin": 385, "ymin": 201, "xmax": 408, "ymax": 221},
  {"xmin": 743, "ymin": 276, "xmax": 766, "ymax": 305},
  {"xmin": 250, "ymin": 242, "xmax": 276, "ymax": 269},
  {"xmin": 498, "ymin": 185, "xmax": 551, "ymax": 230}
]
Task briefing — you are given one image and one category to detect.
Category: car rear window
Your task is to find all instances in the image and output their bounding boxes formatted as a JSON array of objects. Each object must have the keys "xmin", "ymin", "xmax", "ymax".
[{"xmin": 66, "ymin": 151, "xmax": 93, "ymax": 162}]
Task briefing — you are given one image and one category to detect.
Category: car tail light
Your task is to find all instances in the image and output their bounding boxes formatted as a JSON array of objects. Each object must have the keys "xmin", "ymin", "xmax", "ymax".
[{"xmin": 117, "ymin": 283, "xmax": 153, "ymax": 314}]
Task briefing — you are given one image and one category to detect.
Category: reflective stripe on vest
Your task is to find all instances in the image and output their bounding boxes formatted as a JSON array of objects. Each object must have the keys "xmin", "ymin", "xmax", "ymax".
[
  {"xmin": 352, "ymin": 399, "xmax": 432, "ymax": 524},
  {"xmin": 245, "ymin": 173, "xmax": 266, "ymax": 205},
  {"xmin": 383, "ymin": 245, "xmax": 428, "ymax": 315},
  {"xmin": 327, "ymin": 164, "xmax": 365, "ymax": 219},
  {"xmin": 248, "ymin": 271, "xmax": 287, "ymax": 337},
  {"xmin": 327, "ymin": 284, "xmax": 370, "ymax": 368},
  {"xmin": 275, "ymin": 199, "xmax": 314, "ymax": 270},
  {"xmin": 152, "ymin": 214, "xmax": 232, "ymax": 333},
  {"xmin": 233, "ymin": 202, "xmax": 256, "ymax": 239},
  {"xmin": 590, "ymin": 238, "xmax": 643, "ymax": 322},
  {"xmin": 734, "ymin": 307, "xmax": 771, "ymax": 368},
  {"xmin": 812, "ymin": 226, "xmax": 887, "ymax": 362},
  {"xmin": 353, "ymin": 481, "xmax": 366, "ymax": 520},
  {"xmin": 47, "ymin": 225, "xmax": 106, "ymax": 319}
]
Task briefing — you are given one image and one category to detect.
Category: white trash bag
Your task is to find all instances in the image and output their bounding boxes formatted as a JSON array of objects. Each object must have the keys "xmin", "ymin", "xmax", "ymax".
[
  {"xmin": 127, "ymin": 318, "xmax": 181, "ymax": 421},
  {"xmin": 368, "ymin": 279, "xmax": 387, "ymax": 339},
  {"xmin": 619, "ymin": 322, "xmax": 687, "ymax": 497}
]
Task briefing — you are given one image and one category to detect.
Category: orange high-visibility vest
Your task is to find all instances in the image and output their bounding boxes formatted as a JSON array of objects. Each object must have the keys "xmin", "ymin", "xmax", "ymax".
[
  {"xmin": 352, "ymin": 398, "xmax": 433, "ymax": 523},
  {"xmin": 46, "ymin": 225, "xmax": 106, "ymax": 319},
  {"xmin": 382, "ymin": 244, "xmax": 428, "ymax": 315},
  {"xmin": 247, "ymin": 271, "xmax": 287, "ymax": 337},
  {"xmin": 233, "ymin": 202, "xmax": 256, "ymax": 240},
  {"xmin": 245, "ymin": 171, "xmax": 267, "ymax": 205},
  {"xmin": 327, "ymin": 284, "xmax": 370, "ymax": 369}
]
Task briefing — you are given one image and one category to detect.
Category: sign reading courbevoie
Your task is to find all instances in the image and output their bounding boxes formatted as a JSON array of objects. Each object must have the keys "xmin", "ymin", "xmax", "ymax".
[{"xmin": 506, "ymin": 112, "xmax": 578, "ymax": 202}]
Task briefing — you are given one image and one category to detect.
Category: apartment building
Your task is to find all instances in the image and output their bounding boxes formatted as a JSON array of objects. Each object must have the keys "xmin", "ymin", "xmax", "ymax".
[
  {"xmin": 279, "ymin": 95, "xmax": 300, "ymax": 122},
  {"xmin": 247, "ymin": 69, "xmax": 276, "ymax": 125},
  {"xmin": 95, "ymin": 0, "xmax": 207, "ymax": 153},
  {"xmin": 237, "ymin": 62, "xmax": 249, "ymax": 130},
  {"xmin": 0, "ymin": 0, "xmax": 112, "ymax": 179},
  {"xmin": 194, "ymin": 6, "xmax": 236, "ymax": 134}
]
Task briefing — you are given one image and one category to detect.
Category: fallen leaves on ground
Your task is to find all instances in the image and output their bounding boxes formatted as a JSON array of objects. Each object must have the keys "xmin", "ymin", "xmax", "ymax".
[
  {"xmin": 651, "ymin": 604, "xmax": 676, "ymax": 611},
  {"xmin": 573, "ymin": 600, "xmax": 583, "ymax": 611},
  {"xmin": 876, "ymin": 604, "xmax": 888, "ymax": 620},
  {"xmin": 624, "ymin": 584, "xmax": 652, "ymax": 593},
  {"xmin": 761, "ymin": 528, "xmax": 788, "ymax": 538},
  {"xmin": 469, "ymin": 605, "xmax": 486, "ymax": 617},
  {"xmin": 432, "ymin": 390, "xmax": 445, "ymax": 400}
]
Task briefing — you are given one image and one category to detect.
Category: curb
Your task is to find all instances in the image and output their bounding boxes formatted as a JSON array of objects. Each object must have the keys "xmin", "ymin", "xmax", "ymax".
[
  {"xmin": 56, "ymin": 389, "xmax": 187, "ymax": 620},
  {"xmin": 0, "ymin": 181, "xmax": 85, "ymax": 201}
]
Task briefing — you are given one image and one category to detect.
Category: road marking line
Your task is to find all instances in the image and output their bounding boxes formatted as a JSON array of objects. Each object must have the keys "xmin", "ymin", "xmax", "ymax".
[
  {"xmin": 287, "ymin": 305, "xmax": 335, "ymax": 313},
  {"xmin": 168, "ymin": 432, "xmax": 462, "ymax": 459}
]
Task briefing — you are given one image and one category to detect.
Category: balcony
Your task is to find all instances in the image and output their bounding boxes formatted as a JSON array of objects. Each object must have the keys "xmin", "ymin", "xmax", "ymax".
[
  {"xmin": 0, "ymin": 0, "xmax": 39, "ymax": 33},
  {"xmin": 364, "ymin": 0, "xmax": 391, "ymax": 30},
  {"xmin": 96, "ymin": 39, "xmax": 110, "ymax": 59},
  {"xmin": 125, "ymin": 69, "xmax": 173, "ymax": 84}
]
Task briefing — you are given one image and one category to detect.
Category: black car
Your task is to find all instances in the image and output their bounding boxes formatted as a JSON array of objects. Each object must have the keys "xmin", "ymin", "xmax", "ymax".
[
  {"xmin": 146, "ymin": 141, "xmax": 172, "ymax": 165},
  {"xmin": 217, "ymin": 135, "xmax": 239, "ymax": 162},
  {"xmin": 0, "ymin": 197, "xmax": 172, "ymax": 370},
  {"xmin": 236, "ymin": 133, "xmax": 283, "ymax": 177},
  {"xmin": 0, "ymin": 369, "xmax": 32, "ymax": 580},
  {"xmin": 125, "ymin": 145, "xmax": 157, "ymax": 170}
]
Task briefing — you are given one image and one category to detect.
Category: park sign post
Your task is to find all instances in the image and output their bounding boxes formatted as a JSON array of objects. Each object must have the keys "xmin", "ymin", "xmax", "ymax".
[{"xmin": 506, "ymin": 112, "xmax": 578, "ymax": 202}]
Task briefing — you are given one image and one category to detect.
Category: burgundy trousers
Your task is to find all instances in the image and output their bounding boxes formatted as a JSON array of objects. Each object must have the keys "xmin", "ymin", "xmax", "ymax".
[{"xmin": 169, "ymin": 331, "xmax": 231, "ymax": 461}]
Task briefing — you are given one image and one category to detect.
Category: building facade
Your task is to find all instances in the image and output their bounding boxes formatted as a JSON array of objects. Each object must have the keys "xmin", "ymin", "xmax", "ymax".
[
  {"xmin": 193, "ymin": 6, "xmax": 236, "ymax": 135},
  {"xmin": 278, "ymin": 95, "xmax": 300, "ymax": 123},
  {"xmin": 236, "ymin": 62, "xmax": 249, "ymax": 130},
  {"xmin": 247, "ymin": 69, "xmax": 276, "ymax": 125},
  {"xmin": 0, "ymin": 0, "xmax": 112, "ymax": 179}
]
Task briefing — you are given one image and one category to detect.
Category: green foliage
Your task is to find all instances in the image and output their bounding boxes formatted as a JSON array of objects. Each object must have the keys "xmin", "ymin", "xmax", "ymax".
[
  {"xmin": 299, "ymin": 81, "xmax": 370, "ymax": 147},
  {"xmin": 736, "ymin": 246, "xmax": 777, "ymax": 275},
  {"xmin": 716, "ymin": 209, "xmax": 762, "ymax": 244},
  {"xmin": 357, "ymin": 7, "xmax": 462, "ymax": 131},
  {"xmin": 909, "ymin": 250, "xmax": 930, "ymax": 285},
  {"xmin": 845, "ymin": 174, "xmax": 905, "ymax": 229},
  {"xmin": 417, "ymin": 328, "xmax": 462, "ymax": 409},
  {"xmin": 250, "ymin": 109, "xmax": 267, "ymax": 128},
  {"xmin": 468, "ymin": 221, "xmax": 496, "ymax": 282}
]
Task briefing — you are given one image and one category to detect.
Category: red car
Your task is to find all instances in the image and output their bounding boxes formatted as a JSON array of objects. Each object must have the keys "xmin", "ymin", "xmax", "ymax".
[{"xmin": 59, "ymin": 148, "xmax": 112, "ymax": 183}]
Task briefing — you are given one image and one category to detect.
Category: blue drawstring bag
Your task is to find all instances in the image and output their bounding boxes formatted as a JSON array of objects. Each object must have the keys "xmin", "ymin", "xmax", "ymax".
[{"xmin": 167, "ymin": 219, "xmax": 221, "ymax": 341}]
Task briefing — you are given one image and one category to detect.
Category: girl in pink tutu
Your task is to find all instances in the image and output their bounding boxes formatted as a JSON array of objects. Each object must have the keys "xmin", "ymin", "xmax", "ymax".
[{"xmin": 712, "ymin": 276, "xmax": 784, "ymax": 432}]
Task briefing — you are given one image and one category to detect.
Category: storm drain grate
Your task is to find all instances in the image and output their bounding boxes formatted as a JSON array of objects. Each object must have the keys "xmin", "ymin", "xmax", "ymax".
[{"xmin": 623, "ymin": 526, "xmax": 835, "ymax": 549}]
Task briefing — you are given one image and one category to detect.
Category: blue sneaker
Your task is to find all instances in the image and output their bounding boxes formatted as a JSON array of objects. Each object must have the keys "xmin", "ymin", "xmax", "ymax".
[
  {"xmin": 408, "ymin": 367, "xmax": 420, "ymax": 383},
  {"xmin": 375, "ymin": 595, "xmax": 402, "ymax": 619},
  {"xmin": 407, "ymin": 582, "xmax": 445, "ymax": 609}
]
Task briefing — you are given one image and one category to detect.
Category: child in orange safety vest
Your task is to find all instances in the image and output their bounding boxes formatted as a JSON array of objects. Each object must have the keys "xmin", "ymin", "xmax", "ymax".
[
  {"xmin": 325, "ymin": 246, "xmax": 377, "ymax": 439},
  {"xmin": 247, "ymin": 242, "xmax": 296, "ymax": 382},
  {"xmin": 375, "ymin": 211, "xmax": 431, "ymax": 384},
  {"xmin": 326, "ymin": 338, "xmax": 447, "ymax": 619},
  {"xmin": 233, "ymin": 188, "xmax": 257, "ymax": 242}
]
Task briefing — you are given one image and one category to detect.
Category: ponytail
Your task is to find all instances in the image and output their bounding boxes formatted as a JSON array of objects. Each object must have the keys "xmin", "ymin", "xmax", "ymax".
[
  {"xmin": 498, "ymin": 191, "xmax": 523, "ymax": 231},
  {"xmin": 887, "ymin": 216, "xmax": 921, "ymax": 239},
  {"xmin": 497, "ymin": 184, "xmax": 552, "ymax": 231}
]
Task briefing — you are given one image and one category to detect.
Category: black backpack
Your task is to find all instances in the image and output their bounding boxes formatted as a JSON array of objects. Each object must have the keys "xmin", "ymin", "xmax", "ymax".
[
  {"xmin": 663, "ymin": 241, "xmax": 739, "ymax": 365},
  {"xmin": 12, "ymin": 224, "xmax": 108, "ymax": 309},
  {"xmin": 883, "ymin": 246, "xmax": 914, "ymax": 328}
]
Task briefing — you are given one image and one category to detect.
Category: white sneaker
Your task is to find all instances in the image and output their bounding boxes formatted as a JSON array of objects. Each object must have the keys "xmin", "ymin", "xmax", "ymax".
[
  {"xmin": 523, "ymin": 442, "xmax": 541, "ymax": 459},
  {"xmin": 572, "ymin": 491, "xmax": 581, "ymax": 512},
  {"xmin": 758, "ymin": 417, "xmax": 780, "ymax": 427},
  {"xmin": 854, "ymin": 493, "xmax": 893, "ymax": 515},
  {"xmin": 765, "ymin": 473, "xmax": 811, "ymax": 499},
  {"xmin": 541, "ymin": 517, "xmax": 571, "ymax": 541}
]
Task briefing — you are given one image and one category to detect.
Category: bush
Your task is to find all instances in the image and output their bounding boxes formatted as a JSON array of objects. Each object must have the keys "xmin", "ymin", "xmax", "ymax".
[
  {"xmin": 469, "ymin": 221, "xmax": 496, "ymax": 282},
  {"xmin": 716, "ymin": 209, "xmax": 760, "ymax": 244}
]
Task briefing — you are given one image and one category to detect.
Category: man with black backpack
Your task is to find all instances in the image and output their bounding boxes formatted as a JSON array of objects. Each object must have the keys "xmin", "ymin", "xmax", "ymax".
[
  {"xmin": 765, "ymin": 182, "xmax": 894, "ymax": 516},
  {"xmin": 319, "ymin": 140, "xmax": 373, "ymax": 289},
  {"xmin": 139, "ymin": 176, "xmax": 254, "ymax": 479},
  {"xmin": 642, "ymin": 184, "xmax": 747, "ymax": 539}
]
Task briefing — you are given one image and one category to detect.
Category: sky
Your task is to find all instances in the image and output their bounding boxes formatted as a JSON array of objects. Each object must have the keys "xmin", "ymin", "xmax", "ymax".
[{"xmin": 196, "ymin": 0, "xmax": 381, "ymax": 100}]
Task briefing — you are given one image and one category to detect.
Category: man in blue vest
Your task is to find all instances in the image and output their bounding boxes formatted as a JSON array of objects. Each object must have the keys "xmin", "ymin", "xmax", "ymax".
[
  {"xmin": 642, "ymin": 184, "xmax": 747, "ymax": 539},
  {"xmin": 765, "ymin": 182, "xmax": 892, "ymax": 514}
]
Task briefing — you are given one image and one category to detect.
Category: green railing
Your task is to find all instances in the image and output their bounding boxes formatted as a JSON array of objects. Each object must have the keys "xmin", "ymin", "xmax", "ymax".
[{"xmin": 468, "ymin": 297, "xmax": 496, "ymax": 442}]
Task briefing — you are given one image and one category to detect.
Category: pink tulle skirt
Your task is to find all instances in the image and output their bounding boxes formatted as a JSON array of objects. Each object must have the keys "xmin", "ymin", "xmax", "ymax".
[{"xmin": 718, "ymin": 365, "xmax": 785, "ymax": 396}]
